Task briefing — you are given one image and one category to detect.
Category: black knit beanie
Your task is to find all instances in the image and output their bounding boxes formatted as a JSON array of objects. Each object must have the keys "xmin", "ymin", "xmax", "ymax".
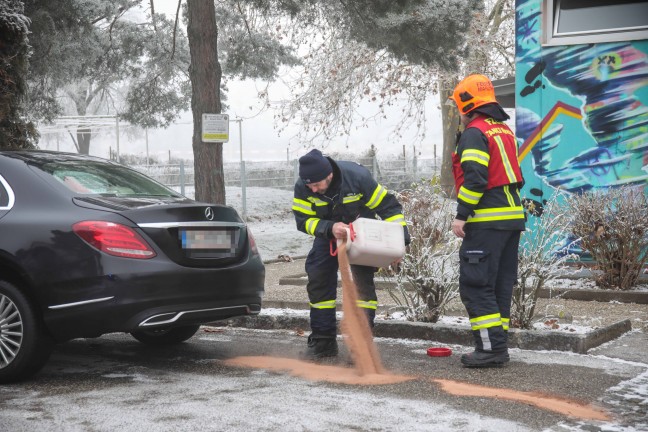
[{"xmin": 299, "ymin": 149, "xmax": 332, "ymax": 184}]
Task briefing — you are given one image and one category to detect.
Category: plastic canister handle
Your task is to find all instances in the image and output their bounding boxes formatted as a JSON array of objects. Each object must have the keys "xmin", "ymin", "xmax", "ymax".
[
  {"xmin": 329, "ymin": 239, "xmax": 338, "ymax": 256},
  {"xmin": 349, "ymin": 222, "xmax": 356, "ymax": 241}
]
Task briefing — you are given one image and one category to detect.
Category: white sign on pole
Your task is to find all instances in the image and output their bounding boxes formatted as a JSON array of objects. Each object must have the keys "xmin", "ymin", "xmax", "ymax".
[{"xmin": 202, "ymin": 113, "xmax": 229, "ymax": 143}]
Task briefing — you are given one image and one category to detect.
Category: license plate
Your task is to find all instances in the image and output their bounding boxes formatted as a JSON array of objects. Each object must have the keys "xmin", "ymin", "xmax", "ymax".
[{"xmin": 180, "ymin": 229, "xmax": 234, "ymax": 250}]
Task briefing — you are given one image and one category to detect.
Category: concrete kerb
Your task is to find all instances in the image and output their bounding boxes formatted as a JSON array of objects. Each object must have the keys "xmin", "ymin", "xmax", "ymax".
[
  {"xmin": 376, "ymin": 318, "xmax": 632, "ymax": 354},
  {"xmin": 242, "ymin": 263, "xmax": 638, "ymax": 354},
  {"xmin": 215, "ymin": 314, "xmax": 632, "ymax": 355}
]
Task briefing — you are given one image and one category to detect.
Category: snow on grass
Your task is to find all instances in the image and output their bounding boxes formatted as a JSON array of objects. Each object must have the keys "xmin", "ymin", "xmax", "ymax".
[{"xmin": 546, "ymin": 277, "xmax": 648, "ymax": 292}]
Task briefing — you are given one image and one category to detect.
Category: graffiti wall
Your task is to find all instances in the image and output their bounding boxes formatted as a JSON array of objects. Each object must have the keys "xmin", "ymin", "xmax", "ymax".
[{"xmin": 515, "ymin": 0, "xmax": 648, "ymax": 216}]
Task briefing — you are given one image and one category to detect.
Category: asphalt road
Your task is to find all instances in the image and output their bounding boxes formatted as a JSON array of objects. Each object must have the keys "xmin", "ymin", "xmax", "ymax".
[{"xmin": 1, "ymin": 327, "xmax": 646, "ymax": 431}]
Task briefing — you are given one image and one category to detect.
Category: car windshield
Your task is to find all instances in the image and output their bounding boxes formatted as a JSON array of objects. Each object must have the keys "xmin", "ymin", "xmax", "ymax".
[{"xmin": 40, "ymin": 160, "xmax": 182, "ymax": 198}]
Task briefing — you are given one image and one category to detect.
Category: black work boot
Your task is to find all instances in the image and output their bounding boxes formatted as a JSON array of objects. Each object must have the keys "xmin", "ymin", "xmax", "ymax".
[
  {"xmin": 301, "ymin": 335, "xmax": 338, "ymax": 360},
  {"xmin": 461, "ymin": 350, "xmax": 510, "ymax": 368}
]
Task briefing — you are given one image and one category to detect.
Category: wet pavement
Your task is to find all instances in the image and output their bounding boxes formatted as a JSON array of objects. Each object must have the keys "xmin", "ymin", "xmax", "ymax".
[
  {"xmin": 1, "ymin": 258, "xmax": 646, "ymax": 431},
  {"xmin": 1, "ymin": 328, "xmax": 647, "ymax": 431}
]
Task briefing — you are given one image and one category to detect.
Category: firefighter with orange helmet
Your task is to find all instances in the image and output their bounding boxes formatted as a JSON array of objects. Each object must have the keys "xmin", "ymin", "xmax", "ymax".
[{"xmin": 448, "ymin": 74, "xmax": 525, "ymax": 368}]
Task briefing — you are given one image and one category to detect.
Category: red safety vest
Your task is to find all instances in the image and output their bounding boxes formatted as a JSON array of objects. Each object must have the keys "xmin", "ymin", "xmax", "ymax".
[{"xmin": 452, "ymin": 116, "xmax": 522, "ymax": 192}]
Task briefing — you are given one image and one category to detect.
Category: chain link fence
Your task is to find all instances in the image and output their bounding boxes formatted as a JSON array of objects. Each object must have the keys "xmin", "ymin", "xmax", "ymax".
[{"xmin": 130, "ymin": 155, "xmax": 440, "ymax": 209}]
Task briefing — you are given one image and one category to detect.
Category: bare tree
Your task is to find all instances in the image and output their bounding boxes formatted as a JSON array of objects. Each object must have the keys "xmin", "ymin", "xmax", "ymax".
[
  {"xmin": 271, "ymin": 39, "xmax": 439, "ymax": 150},
  {"xmin": 439, "ymin": 0, "xmax": 516, "ymax": 195},
  {"xmin": 240, "ymin": 0, "xmax": 515, "ymax": 195},
  {"xmin": 385, "ymin": 180, "xmax": 461, "ymax": 322},
  {"xmin": 513, "ymin": 194, "xmax": 577, "ymax": 329},
  {"xmin": 242, "ymin": 1, "xmax": 476, "ymax": 153}
]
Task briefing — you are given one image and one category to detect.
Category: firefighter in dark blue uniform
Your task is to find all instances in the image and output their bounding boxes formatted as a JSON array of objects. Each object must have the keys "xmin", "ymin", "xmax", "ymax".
[
  {"xmin": 292, "ymin": 149, "xmax": 409, "ymax": 359},
  {"xmin": 448, "ymin": 74, "xmax": 525, "ymax": 368}
]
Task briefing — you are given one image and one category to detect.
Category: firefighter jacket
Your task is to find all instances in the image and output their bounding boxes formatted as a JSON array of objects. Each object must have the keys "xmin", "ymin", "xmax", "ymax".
[
  {"xmin": 452, "ymin": 116, "xmax": 525, "ymax": 230},
  {"xmin": 292, "ymin": 158, "xmax": 409, "ymax": 243}
]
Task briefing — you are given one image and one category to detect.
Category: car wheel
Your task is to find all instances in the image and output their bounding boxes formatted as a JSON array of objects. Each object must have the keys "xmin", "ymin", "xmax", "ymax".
[
  {"xmin": 130, "ymin": 324, "xmax": 201, "ymax": 346},
  {"xmin": 0, "ymin": 280, "xmax": 54, "ymax": 383}
]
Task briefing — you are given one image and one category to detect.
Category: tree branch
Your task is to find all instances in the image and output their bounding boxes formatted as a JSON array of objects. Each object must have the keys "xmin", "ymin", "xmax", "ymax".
[
  {"xmin": 150, "ymin": 0, "xmax": 157, "ymax": 31},
  {"xmin": 170, "ymin": 0, "xmax": 181, "ymax": 60}
]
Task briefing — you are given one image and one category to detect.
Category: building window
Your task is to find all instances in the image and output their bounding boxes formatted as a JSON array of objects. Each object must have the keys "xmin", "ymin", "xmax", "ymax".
[{"xmin": 543, "ymin": 0, "xmax": 648, "ymax": 46}]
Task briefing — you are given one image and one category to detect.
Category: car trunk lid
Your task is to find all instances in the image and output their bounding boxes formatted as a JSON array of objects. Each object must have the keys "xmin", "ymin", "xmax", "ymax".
[{"xmin": 74, "ymin": 197, "xmax": 250, "ymax": 267}]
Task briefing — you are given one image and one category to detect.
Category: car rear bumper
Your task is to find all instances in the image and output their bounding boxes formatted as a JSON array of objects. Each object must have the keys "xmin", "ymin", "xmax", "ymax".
[
  {"xmin": 42, "ymin": 256, "xmax": 265, "ymax": 342},
  {"xmin": 137, "ymin": 303, "xmax": 262, "ymax": 327},
  {"xmin": 46, "ymin": 295, "xmax": 263, "ymax": 342}
]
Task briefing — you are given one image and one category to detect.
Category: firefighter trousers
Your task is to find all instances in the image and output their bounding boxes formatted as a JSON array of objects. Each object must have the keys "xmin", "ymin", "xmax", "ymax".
[
  {"xmin": 459, "ymin": 228, "xmax": 521, "ymax": 353},
  {"xmin": 305, "ymin": 236, "xmax": 377, "ymax": 338}
]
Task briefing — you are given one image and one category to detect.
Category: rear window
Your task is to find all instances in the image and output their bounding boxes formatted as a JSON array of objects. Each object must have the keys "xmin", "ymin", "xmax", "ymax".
[{"xmin": 41, "ymin": 161, "xmax": 182, "ymax": 198}]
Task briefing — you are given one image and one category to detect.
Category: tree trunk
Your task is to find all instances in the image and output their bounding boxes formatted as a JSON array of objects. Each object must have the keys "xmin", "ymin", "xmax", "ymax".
[
  {"xmin": 187, "ymin": 0, "xmax": 225, "ymax": 204},
  {"xmin": 439, "ymin": 86, "xmax": 460, "ymax": 198},
  {"xmin": 70, "ymin": 85, "xmax": 93, "ymax": 155},
  {"xmin": 77, "ymin": 127, "xmax": 91, "ymax": 154}
]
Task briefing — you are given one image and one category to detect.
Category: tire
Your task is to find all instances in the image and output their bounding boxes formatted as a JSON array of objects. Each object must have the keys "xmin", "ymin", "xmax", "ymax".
[
  {"xmin": 130, "ymin": 324, "xmax": 201, "ymax": 346},
  {"xmin": 0, "ymin": 280, "xmax": 54, "ymax": 383}
]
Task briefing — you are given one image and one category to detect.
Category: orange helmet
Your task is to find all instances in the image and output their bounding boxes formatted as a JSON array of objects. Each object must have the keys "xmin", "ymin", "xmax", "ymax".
[{"xmin": 449, "ymin": 74, "xmax": 498, "ymax": 114}]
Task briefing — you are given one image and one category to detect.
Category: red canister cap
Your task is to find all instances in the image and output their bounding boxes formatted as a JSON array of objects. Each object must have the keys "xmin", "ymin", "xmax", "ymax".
[{"xmin": 427, "ymin": 347, "xmax": 452, "ymax": 357}]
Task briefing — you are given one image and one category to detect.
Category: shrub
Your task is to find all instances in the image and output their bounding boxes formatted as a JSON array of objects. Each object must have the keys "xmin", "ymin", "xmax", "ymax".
[
  {"xmin": 567, "ymin": 186, "xmax": 648, "ymax": 290},
  {"xmin": 385, "ymin": 178, "xmax": 460, "ymax": 322},
  {"xmin": 513, "ymin": 194, "xmax": 577, "ymax": 329}
]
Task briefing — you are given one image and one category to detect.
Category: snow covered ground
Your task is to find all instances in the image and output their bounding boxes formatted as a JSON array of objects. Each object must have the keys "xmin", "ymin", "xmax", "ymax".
[{"xmin": 224, "ymin": 186, "xmax": 312, "ymax": 261}]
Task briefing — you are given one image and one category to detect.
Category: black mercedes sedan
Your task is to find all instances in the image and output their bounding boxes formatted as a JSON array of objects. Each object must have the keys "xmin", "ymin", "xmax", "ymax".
[{"xmin": 0, "ymin": 151, "xmax": 264, "ymax": 382}]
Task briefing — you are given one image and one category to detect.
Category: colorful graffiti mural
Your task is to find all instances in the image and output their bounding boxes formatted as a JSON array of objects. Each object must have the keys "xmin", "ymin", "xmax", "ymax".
[
  {"xmin": 516, "ymin": 0, "xmax": 648, "ymax": 201},
  {"xmin": 515, "ymin": 0, "xmax": 648, "ymax": 260}
]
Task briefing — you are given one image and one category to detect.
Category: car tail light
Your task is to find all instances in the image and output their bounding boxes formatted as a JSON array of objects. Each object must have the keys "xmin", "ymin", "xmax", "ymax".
[
  {"xmin": 247, "ymin": 228, "xmax": 259, "ymax": 256},
  {"xmin": 73, "ymin": 221, "xmax": 157, "ymax": 259}
]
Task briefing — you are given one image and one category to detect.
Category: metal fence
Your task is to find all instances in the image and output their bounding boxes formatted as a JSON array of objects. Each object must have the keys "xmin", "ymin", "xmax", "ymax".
[{"xmin": 130, "ymin": 155, "xmax": 440, "ymax": 214}]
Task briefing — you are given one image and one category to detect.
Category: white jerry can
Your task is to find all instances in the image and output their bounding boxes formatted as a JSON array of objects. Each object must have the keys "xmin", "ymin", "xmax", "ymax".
[{"xmin": 338, "ymin": 217, "xmax": 406, "ymax": 268}]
